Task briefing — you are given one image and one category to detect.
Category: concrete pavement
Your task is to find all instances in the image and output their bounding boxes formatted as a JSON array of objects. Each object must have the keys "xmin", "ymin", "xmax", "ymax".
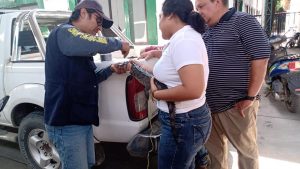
[
  {"xmin": 228, "ymin": 85, "xmax": 300, "ymax": 169},
  {"xmin": 1, "ymin": 86, "xmax": 299, "ymax": 169},
  {"xmin": 0, "ymin": 140, "xmax": 27, "ymax": 169},
  {"xmin": 229, "ymin": 46, "xmax": 300, "ymax": 168}
]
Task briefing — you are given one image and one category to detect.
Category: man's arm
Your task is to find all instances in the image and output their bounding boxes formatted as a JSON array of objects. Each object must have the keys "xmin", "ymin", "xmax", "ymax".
[
  {"xmin": 235, "ymin": 14, "xmax": 271, "ymax": 117},
  {"xmin": 236, "ymin": 58, "xmax": 269, "ymax": 117},
  {"xmin": 56, "ymin": 26, "xmax": 125, "ymax": 56},
  {"xmin": 248, "ymin": 58, "xmax": 269, "ymax": 97},
  {"xmin": 95, "ymin": 66, "xmax": 113, "ymax": 83},
  {"xmin": 95, "ymin": 62, "xmax": 132, "ymax": 83}
]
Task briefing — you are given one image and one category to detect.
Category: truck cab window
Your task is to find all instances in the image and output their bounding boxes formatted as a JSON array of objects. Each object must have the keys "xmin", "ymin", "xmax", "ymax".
[
  {"xmin": 16, "ymin": 22, "xmax": 42, "ymax": 61},
  {"xmin": 18, "ymin": 30, "xmax": 39, "ymax": 56}
]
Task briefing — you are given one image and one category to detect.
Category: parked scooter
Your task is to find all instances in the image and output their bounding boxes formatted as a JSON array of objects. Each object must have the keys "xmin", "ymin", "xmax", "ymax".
[
  {"xmin": 286, "ymin": 32, "xmax": 300, "ymax": 48},
  {"xmin": 266, "ymin": 35, "xmax": 300, "ymax": 113}
]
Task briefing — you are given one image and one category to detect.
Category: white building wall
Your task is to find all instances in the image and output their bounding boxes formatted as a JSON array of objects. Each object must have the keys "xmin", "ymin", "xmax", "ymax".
[
  {"xmin": 132, "ymin": 0, "xmax": 147, "ymax": 43},
  {"xmin": 43, "ymin": 0, "xmax": 69, "ymax": 10},
  {"xmin": 228, "ymin": 0, "xmax": 234, "ymax": 8},
  {"xmin": 240, "ymin": 0, "xmax": 264, "ymax": 26},
  {"xmin": 243, "ymin": 0, "xmax": 264, "ymax": 15},
  {"xmin": 156, "ymin": 0, "xmax": 168, "ymax": 45},
  {"xmin": 286, "ymin": 0, "xmax": 300, "ymax": 32},
  {"xmin": 289, "ymin": 0, "xmax": 300, "ymax": 12},
  {"xmin": 98, "ymin": 0, "xmax": 126, "ymax": 34},
  {"xmin": 109, "ymin": 1, "xmax": 125, "ymax": 31}
]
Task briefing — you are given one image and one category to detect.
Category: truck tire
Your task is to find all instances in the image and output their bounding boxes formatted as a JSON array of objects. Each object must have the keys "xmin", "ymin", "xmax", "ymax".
[{"xmin": 18, "ymin": 111, "xmax": 61, "ymax": 169}]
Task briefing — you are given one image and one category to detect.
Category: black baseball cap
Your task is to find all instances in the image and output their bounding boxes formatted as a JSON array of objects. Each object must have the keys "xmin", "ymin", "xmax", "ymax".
[{"xmin": 75, "ymin": 0, "xmax": 113, "ymax": 28}]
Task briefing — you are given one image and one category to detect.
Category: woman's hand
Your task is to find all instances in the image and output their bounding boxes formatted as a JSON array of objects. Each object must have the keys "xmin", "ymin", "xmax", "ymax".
[
  {"xmin": 139, "ymin": 50, "xmax": 162, "ymax": 60},
  {"xmin": 139, "ymin": 46, "xmax": 156, "ymax": 55},
  {"xmin": 150, "ymin": 77, "xmax": 158, "ymax": 98},
  {"xmin": 129, "ymin": 59, "xmax": 154, "ymax": 73}
]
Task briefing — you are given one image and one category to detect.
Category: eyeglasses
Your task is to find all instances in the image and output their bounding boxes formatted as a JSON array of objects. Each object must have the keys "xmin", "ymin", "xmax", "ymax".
[
  {"xmin": 93, "ymin": 12, "xmax": 103, "ymax": 27},
  {"xmin": 86, "ymin": 8, "xmax": 103, "ymax": 27}
]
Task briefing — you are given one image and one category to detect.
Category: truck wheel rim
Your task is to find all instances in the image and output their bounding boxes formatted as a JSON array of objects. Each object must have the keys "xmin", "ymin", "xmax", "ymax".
[{"xmin": 28, "ymin": 129, "xmax": 60, "ymax": 169}]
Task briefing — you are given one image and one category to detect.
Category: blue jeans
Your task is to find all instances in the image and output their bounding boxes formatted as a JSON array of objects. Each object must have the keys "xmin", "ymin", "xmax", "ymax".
[
  {"xmin": 158, "ymin": 103, "xmax": 212, "ymax": 169},
  {"xmin": 45, "ymin": 125, "xmax": 95, "ymax": 169}
]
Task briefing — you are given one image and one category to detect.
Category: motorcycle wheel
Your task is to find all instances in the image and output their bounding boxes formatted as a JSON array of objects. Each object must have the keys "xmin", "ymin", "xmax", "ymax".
[
  {"xmin": 285, "ymin": 88, "xmax": 300, "ymax": 113},
  {"xmin": 286, "ymin": 40, "xmax": 295, "ymax": 48}
]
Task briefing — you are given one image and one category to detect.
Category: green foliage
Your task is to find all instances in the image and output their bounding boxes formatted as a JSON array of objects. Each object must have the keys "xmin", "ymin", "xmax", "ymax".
[{"xmin": 275, "ymin": 0, "xmax": 284, "ymax": 12}]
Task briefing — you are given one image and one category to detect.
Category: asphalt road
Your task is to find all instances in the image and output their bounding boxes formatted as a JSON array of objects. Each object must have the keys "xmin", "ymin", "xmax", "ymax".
[
  {"xmin": 0, "ymin": 141, "xmax": 153, "ymax": 169},
  {"xmin": 0, "ymin": 140, "xmax": 26, "ymax": 169}
]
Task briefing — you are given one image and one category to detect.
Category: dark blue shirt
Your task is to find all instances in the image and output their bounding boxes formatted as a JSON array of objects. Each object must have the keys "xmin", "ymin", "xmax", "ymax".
[
  {"xmin": 203, "ymin": 8, "xmax": 270, "ymax": 113},
  {"xmin": 44, "ymin": 23, "xmax": 122, "ymax": 126}
]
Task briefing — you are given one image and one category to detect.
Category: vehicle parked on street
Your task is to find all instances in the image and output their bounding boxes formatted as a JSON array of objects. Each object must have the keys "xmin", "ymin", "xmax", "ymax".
[
  {"xmin": 0, "ymin": 10, "xmax": 159, "ymax": 169},
  {"xmin": 286, "ymin": 32, "xmax": 300, "ymax": 49},
  {"xmin": 266, "ymin": 35, "xmax": 300, "ymax": 113}
]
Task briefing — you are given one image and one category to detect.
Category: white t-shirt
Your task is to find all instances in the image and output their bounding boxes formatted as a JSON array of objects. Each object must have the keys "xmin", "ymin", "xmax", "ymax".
[{"xmin": 153, "ymin": 25, "xmax": 209, "ymax": 114}]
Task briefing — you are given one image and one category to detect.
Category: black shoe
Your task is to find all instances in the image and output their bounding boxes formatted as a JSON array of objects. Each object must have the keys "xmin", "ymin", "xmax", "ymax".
[{"xmin": 196, "ymin": 154, "xmax": 210, "ymax": 169}]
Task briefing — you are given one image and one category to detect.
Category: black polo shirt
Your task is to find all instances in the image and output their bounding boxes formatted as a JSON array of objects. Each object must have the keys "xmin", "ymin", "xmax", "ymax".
[{"xmin": 203, "ymin": 8, "xmax": 270, "ymax": 113}]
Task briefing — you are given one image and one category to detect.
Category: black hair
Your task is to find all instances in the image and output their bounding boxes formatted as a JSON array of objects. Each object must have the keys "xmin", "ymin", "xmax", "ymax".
[
  {"xmin": 162, "ymin": 0, "xmax": 205, "ymax": 34},
  {"xmin": 69, "ymin": 9, "xmax": 80, "ymax": 23},
  {"xmin": 68, "ymin": 8, "xmax": 96, "ymax": 23}
]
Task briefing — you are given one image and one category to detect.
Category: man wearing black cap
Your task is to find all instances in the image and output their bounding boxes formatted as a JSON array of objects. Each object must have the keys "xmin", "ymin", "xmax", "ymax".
[{"xmin": 44, "ymin": 0, "xmax": 130, "ymax": 168}]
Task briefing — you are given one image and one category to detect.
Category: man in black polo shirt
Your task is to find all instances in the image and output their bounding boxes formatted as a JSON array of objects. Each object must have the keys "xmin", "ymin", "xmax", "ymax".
[
  {"xmin": 195, "ymin": 0, "xmax": 270, "ymax": 169},
  {"xmin": 44, "ymin": 0, "xmax": 130, "ymax": 168}
]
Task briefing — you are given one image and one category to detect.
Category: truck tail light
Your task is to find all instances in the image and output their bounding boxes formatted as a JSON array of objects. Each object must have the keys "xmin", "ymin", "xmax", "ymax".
[{"xmin": 126, "ymin": 76, "xmax": 148, "ymax": 121}]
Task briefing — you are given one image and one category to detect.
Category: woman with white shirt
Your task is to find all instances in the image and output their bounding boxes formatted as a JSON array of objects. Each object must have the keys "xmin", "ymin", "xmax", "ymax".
[{"xmin": 149, "ymin": 0, "xmax": 211, "ymax": 168}]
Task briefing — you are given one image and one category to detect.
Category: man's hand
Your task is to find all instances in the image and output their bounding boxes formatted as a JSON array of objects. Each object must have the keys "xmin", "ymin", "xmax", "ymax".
[
  {"xmin": 234, "ymin": 100, "xmax": 254, "ymax": 118},
  {"xmin": 111, "ymin": 62, "xmax": 129, "ymax": 74},
  {"xmin": 121, "ymin": 41, "xmax": 130, "ymax": 57}
]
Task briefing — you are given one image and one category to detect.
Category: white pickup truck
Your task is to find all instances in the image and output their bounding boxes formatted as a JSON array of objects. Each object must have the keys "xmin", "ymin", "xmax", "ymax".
[{"xmin": 0, "ymin": 10, "xmax": 159, "ymax": 169}]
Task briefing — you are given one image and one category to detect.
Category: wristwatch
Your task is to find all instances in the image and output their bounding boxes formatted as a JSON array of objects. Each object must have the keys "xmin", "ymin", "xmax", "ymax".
[{"xmin": 244, "ymin": 95, "xmax": 256, "ymax": 101}]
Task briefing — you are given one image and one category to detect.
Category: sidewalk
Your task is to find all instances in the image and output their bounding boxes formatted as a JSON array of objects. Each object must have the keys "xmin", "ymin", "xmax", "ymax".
[
  {"xmin": 228, "ymin": 46, "xmax": 300, "ymax": 169},
  {"xmin": 228, "ymin": 86, "xmax": 300, "ymax": 169}
]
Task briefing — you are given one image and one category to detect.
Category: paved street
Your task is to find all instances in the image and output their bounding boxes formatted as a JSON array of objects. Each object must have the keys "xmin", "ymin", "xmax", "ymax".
[
  {"xmin": 229, "ymin": 85, "xmax": 300, "ymax": 169},
  {"xmin": 0, "ymin": 140, "xmax": 27, "ymax": 169},
  {"xmin": 228, "ymin": 47, "xmax": 300, "ymax": 168}
]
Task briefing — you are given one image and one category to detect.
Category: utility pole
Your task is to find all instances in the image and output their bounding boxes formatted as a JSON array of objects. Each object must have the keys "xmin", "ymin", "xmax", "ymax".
[
  {"xmin": 264, "ymin": 0, "xmax": 275, "ymax": 37},
  {"xmin": 234, "ymin": 0, "xmax": 241, "ymax": 11}
]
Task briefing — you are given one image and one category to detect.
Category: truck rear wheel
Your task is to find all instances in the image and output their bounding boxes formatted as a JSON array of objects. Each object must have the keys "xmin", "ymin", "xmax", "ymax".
[{"xmin": 18, "ymin": 111, "xmax": 61, "ymax": 169}]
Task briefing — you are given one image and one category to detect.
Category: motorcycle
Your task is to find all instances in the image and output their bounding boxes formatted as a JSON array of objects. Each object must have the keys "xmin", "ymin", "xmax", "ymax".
[
  {"xmin": 266, "ymin": 35, "xmax": 300, "ymax": 113},
  {"xmin": 286, "ymin": 32, "xmax": 300, "ymax": 48}
]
